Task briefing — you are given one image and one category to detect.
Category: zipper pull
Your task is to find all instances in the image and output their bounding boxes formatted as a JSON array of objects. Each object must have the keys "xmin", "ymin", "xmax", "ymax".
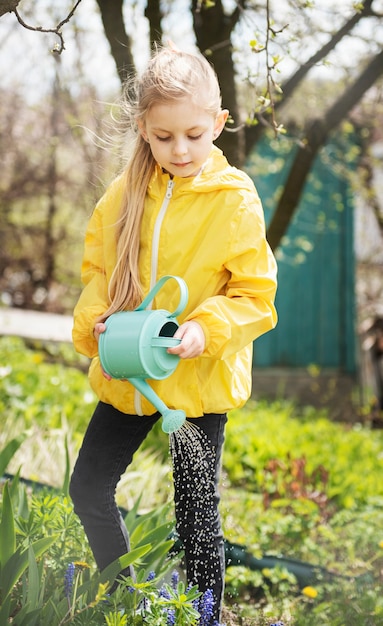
[{"xmin": 166, "ymin": 180, "xmax": 174, "ymax": 199}]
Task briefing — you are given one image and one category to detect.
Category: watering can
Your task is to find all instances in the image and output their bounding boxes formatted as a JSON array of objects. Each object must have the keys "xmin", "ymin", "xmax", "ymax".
[{"xmin": 98, "ymin": 275, "xmax": 188, "ymax": 434}]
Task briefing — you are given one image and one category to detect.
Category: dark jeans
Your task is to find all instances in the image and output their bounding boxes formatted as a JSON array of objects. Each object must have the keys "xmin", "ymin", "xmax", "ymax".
[{"xmin": 69, "ymin": 401, "xmax": 227, "ymax": 623}]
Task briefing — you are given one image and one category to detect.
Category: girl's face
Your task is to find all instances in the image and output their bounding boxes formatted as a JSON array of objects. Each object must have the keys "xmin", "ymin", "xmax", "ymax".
[{"xmin": 139, "ymin": 99, "xmax": 228, "ymax": 178}]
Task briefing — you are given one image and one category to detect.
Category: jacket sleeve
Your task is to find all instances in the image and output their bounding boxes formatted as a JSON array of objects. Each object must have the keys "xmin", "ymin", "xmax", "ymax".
[
  {"xmin": 72, "ymin": 203, "xmax": 110, "ymax": 358},
  {"xmin": 185, "ymin": 199, "xmax": 278, "ymax": 360}
]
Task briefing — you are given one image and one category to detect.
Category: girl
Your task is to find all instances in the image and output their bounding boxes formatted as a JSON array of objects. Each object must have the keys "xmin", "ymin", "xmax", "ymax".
[{"xmin": 70, "ymin": 45, "xmax": 277, "ymax": 624}]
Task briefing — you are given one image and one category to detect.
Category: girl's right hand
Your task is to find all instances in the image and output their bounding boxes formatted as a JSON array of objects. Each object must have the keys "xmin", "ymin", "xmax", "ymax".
[
  {"xmin": 167, "ymin": 320, "xmax": 205, "ymax": 359},
  {"xmin": 94, "ymin": 322, "xmax": 112, "ymax": 380}
]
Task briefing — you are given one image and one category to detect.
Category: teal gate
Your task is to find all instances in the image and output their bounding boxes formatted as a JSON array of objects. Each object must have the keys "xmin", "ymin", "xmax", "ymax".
[{"xmin": 248, "ymin": 134, "xmax": 356, "ymax": 373}]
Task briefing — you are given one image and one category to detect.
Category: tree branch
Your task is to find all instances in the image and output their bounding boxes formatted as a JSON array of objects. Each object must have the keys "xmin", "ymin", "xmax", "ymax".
[
  {"xmin": 245, "ymin": 0, "xmax": 376, "ymax": 153},
  {"xmin": 12, "ymin": 0, "xmax": 82, "ymax": 54},
  {"xmin": 266, "ymin": 48, "xmax": 383, "ymax": 251}
]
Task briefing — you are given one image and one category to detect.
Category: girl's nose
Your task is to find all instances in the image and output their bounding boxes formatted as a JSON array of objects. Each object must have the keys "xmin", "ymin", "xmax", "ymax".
[{"xmin": 173, "ymin": 138, "xmax": 188, "ymax": 156}]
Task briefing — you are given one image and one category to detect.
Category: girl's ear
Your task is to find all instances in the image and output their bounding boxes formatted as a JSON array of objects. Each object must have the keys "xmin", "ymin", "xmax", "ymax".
[
  {"xmin": 213, "ymin": 109, "xmax": 229, "ymax": 140},
  {"xmin": 137, "ymin": 119, "xmax": 148, "ymax": 142}
]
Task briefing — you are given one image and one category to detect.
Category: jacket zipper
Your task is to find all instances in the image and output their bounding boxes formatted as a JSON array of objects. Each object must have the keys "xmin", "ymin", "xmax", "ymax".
[
  {"xmin": 150, "ymin": 179, "xmax": 174, "ymax": 292},
  {"xmin": 134, "ymin": 178, "xmax": 174, "ymax": 415}
]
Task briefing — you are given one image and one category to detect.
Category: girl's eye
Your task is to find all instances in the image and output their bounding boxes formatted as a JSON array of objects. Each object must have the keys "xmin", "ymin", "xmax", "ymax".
[{"xmin": 155, "ymin": 133, "xmax": 203, "ymax": 142}]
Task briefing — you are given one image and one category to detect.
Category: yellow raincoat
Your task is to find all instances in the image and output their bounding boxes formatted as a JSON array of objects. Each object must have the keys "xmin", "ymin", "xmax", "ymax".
[{"xmin": 72, "ymin": 147, "xmax": 277, "ymax": 417}]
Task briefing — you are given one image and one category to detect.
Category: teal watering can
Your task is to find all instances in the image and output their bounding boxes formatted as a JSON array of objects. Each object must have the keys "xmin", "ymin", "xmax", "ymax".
[{"xmin": 98, "ymin": 275, "xmax": 188, "ymax": 434}]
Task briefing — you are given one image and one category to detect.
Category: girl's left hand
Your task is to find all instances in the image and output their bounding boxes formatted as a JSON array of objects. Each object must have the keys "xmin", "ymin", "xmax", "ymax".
[
  {"xmin": 94, "ymin": 322, "xmax": 112, "ymax": 380},
  {"xmin": 167, "ymin": 321, "xmax": 205, "ymax": 359}
]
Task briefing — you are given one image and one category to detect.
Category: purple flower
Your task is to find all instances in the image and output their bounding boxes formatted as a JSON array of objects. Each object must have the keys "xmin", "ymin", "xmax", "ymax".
[
  {"xmin": 270, "ymin": 622, "xmax": 284, "ymax": 626},
  {"xmin": 159, "ymin": 585, "xmax": 171, "ymax": 599},
  {"xmin": 166, "ymin": 608, "xmax": 176, "ymax": 625},
  {"xmin": 146, "ymin": 570, "xmax": 156, "ymax": 582},
  {"xmin": 171, "ymin": 570, "xmax": 179, "ymax": 590},
  {"xmin": 64, "ymin": 562, "xmax": 75, "ymax": 599},
  {"xmin": 198, "ymin": 588, "xmax": 215, "ymax": 625}
]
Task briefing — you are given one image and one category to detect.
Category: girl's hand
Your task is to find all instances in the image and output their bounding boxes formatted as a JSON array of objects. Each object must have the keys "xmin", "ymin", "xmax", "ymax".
[
  {"xmin": 167, "ymin": 321, "xmax": 205, "ymax": 359},
  {"xmin": 94, "ymin": 322, "xmax": 107, "ymax": 342},
  {"xmin": 93, "ymin": 322, "xmax": 112, "ymax": 380}
]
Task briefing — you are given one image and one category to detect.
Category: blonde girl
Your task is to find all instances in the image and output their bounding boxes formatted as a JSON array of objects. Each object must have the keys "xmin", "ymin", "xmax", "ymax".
[{"xmin": 70, "ymin": 45, "xmax": 277, "ymax": 624}]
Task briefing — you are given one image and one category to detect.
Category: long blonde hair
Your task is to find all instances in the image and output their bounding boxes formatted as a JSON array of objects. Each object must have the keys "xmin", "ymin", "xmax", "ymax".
[{"xmin": 103, "ymin": 47, "xmax": 223, "ymax": 318}]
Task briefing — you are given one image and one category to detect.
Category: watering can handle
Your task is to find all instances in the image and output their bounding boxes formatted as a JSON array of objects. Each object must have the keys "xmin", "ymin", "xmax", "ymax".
[{"xmin": 135, "ymin": 275, "xmax": 188, "ymax": 317}]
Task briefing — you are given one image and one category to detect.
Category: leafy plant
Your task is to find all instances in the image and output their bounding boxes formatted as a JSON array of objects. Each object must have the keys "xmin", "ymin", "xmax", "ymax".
[
  {"xmin": 0, "ymin": 477, "xmax": 57, "ymax": 623},
  {"xmin": 0, "ymin": 472, "xmax": 185, "ymax": 624},
  {"xmin": 224, "ymin": 401, "xmax": 383, "ymax": 509},
  {"xmin": 0, "ymin": 434, "xmax": 27, "ymax": 477},
  {"xmin": 2, "ymin": 336, "xmax": 383, "ymax": 624}
]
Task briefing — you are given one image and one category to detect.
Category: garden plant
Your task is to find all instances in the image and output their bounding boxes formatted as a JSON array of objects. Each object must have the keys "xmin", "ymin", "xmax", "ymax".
[{"xmin": 1, "ymin": 335, "xmax": 383, "ymax": 624}]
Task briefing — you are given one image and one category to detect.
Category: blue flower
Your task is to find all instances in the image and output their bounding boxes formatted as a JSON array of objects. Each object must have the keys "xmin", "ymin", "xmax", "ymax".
[
  {"xmin": 64, "ymin": 562, "xmax": 75, "ymax": 599},
  {"xmin": 166, "ymin": 608, "xmax": 176, "ymax": 625},
  {"xmin": 171, "ymin": 570, "xmax": 179, "ymax": 590},
  {"xmin": 270, "ymin": 622, "xmax": 284, "ymax": 626},
  {"xmin": 146, "ymin": 570, "xmax": 156, "ymax": 582},
  {"xmin": 159, "ymin": 585, "xmax": 171, "ymax": 599},
  {"xmin": 198, "ymin": 588, "xmax": 215, "ymax": 625}
]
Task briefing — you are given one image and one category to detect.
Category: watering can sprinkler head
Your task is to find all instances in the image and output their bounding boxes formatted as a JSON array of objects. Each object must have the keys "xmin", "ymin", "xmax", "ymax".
[
  {"xmin": 98, "ymin": 275, "xmax": 188, "ymax": 435},
  {"xmin": 160, "ymin": 409, "xmax": 186, "ymax": 434}
]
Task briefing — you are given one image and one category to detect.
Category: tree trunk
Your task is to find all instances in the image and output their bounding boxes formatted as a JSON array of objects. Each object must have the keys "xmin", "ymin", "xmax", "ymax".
[
  {"xmin": 0, "ymin": 0, "xmax": 20, "ymax": 18},
  {"xmin": 192, "ymin": 0, "xmax": 245, "ymax": 167},
  {"xmin": 95, "ymin": 0, "xmax": 135, "ymax": 85},
  {"xmin": 266, "ymin": 48, "xmax": 383, "ymax": 251},
  {"xmin": 145, "ymin": 0, "xmax": 162, "ymax": 47}
]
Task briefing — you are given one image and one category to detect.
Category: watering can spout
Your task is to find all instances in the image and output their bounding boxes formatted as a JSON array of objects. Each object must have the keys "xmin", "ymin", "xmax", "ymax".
[{"xmin": 128, "ymin": 377, "xmax": 186, "ymax": 434}]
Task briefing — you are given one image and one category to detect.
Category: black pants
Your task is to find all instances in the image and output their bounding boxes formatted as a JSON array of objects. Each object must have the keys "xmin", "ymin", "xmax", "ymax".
[{"xmin": 69, "ymin": 401, "xmax": 227, "ymax": 623}]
